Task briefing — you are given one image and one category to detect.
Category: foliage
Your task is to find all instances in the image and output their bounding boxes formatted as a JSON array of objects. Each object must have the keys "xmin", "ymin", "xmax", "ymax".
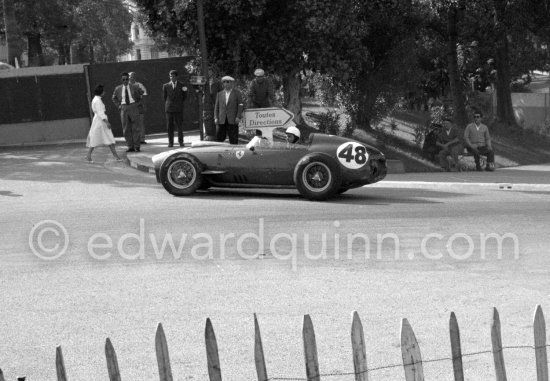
[
  {"xmin": 314, "ymin": 110, "xmax": 341, "ymax": 136},
  {"xmin": 0, "ymin": 0, "xmax": 133, "ymax": 64}
]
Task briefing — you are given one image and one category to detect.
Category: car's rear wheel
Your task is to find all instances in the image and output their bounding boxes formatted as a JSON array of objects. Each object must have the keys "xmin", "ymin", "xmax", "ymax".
[
  {"xmin": 294, "ymin": 154, "xmax": 341, "ymax": 201},
  {"xmin": 160, "ymin": 156, "xmax": 202, "ymax": 196}
]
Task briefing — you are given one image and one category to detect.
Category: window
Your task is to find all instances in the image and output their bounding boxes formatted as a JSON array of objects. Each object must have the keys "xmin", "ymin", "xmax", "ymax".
[
  {"xmin": 133, "ymin": 25, "xmax": 140, "ymax": 40},
  {"xmin": 136, "ymin": 49, "xmax": 141, "ymax": 60}
]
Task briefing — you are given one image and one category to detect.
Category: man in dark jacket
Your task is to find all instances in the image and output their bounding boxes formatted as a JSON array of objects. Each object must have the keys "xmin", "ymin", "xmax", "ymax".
[
  {"xmin": 162, "ymin": 70, "xmax": 188, "ymax": 147},
  {"xmin": 247, "ymin": 68, "xmax": 276, "ymax": 108}
]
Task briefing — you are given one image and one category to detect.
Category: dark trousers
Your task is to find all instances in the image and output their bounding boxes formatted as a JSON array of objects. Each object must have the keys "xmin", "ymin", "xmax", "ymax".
[
  {"xmin": 216, "ymin": 120, "xmax": 238, "ymax": 144},
  {"xmin": 438, "ymin": 144, "xmax": 462, "ymax": 169},
  {"xmin": 121, "ymin": 104, "xmax": 140, "ymax": 149},
  {"xmin": 468, "ymin": 145, "xmax": 495, "ymax": 168},
  {"xmin": 166, "ymin": 112, "xmax": 183, "ymax": 145}
]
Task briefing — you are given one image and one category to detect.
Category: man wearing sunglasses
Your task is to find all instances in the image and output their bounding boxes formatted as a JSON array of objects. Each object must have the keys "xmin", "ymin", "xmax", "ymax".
[
  {"xmin": 112, "ymin": 72, "xmax": 144, "ymax": 152},
  {"xmin": 464, "ymin": 111, "xmax": 495, "ymax": 171}
]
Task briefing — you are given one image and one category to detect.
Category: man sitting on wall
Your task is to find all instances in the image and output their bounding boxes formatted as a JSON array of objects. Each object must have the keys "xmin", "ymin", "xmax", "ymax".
[{"xmin": 464, "ymin": 111, "xmax": 495, "ymax": 171}]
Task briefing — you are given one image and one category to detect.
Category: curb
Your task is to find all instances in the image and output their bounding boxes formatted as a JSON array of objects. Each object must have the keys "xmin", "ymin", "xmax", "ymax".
[
  {"xmin": 371, "ymin": 181, "xmax": 550, "ymax": 191},
  {"xmin": 128, "ymin": 156, "xmax": 156, "ymax": 174}
]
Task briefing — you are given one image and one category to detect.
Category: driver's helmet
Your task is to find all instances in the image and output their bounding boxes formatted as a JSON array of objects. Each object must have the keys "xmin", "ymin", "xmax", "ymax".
[{"xmin": 285, "ymin": 125, "xmax": 301, "ymax": 143}]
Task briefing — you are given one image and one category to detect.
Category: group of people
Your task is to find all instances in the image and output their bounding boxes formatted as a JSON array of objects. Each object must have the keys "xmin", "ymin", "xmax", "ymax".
[
  {"xmin": 436, "ymin": 111, "xmax": 495, "ymax": 172},
  {"xmin": 86, "ymin": 67, "xmax": 281, "ymax": 162}
]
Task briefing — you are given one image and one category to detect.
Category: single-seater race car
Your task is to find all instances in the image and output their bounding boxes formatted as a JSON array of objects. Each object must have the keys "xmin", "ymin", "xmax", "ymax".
[{"xmin": 152, "ymin": 127, "xmax": 387, "ymax": 201}]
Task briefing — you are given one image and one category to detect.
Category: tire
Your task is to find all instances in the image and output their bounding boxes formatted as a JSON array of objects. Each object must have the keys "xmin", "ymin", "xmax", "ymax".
[
  {"xmin": 294, "ymin": 154, "xmax": 341, "ymax": 201},
  {"xmin": 159, "ymin": 155, "xmax": 202, "ymax": 196}
]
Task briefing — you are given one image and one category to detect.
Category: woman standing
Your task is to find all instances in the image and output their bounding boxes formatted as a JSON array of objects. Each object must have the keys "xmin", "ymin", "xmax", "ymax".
[{"xmin": 86, "ymin": 84, "xmax": 122, "ymax": 163}]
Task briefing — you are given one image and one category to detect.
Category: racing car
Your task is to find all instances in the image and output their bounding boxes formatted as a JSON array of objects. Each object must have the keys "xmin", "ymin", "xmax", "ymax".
[{"xmin": 152, "ymin": 128, "xmax": 387, "ymax": 201}]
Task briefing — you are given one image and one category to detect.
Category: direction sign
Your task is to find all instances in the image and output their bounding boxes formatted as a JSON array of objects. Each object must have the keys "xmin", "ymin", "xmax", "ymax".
[{"xmin": 243, "ymin": 107, "xmax": 294, "ymax": 130}]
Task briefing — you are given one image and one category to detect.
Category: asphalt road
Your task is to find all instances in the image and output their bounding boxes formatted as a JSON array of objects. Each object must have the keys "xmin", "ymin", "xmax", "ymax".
[{"xmin": 1, "ymin": 144, "xmax": 549, "ymax": 380}]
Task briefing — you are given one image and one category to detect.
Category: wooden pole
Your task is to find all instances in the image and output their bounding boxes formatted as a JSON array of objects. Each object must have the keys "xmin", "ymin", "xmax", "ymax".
[
  {"xmin": 401, "ymin": 318, "xmax": 424, "ymax": 381},
  {"xmin": 205, "ymin": 318, "xmax": 222, "ymax": 381},
  {"xmin": 254, "ymin": 313, "xmax": 268, "ymax": 381},
  {"xmin": 155, "ymin": 323, "xmax": 174, "ymax": 381},
  {"xmin": 56, "ymin": 346, "xmax": 68, "ymax": 381},
  {"xmin": 534, "ymin": 305, "xmax": 549, "ymax": 381},
  {"xmin": 449, "ymin": 312, "xmax": 464, "ymax": 381},
  {"xmin": 491, "ymin": 307, "xmax": 507, "ymax": 381},
  {"xmin": 351, "ymin": 311, "xmax": 369, "ymax": 381},
  {"xmin": 105, "ymin": 338, "xmax": 122, "ymax": 381},
  {"xmin": 303, "ymin": 314, "xmax": 320, "ymax": 381}
]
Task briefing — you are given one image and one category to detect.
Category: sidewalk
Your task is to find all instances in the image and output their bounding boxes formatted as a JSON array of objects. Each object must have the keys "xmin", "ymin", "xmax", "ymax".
[{"xmin": 126, "ymin": 132, "xmax": 550, "ymax": 190}]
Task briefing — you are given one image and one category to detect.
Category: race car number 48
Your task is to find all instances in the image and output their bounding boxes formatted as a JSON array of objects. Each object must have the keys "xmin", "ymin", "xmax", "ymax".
[{"xmin": 336, "ymin": 142, "xmax": 369, "ymax": 169}]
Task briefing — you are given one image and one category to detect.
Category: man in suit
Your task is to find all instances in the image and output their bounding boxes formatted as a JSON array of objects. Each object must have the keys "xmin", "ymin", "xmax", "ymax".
[
  {"xmin": 112, "ymin": 72, "xmax": 143, "ymax": 152},
  {"xmin": 214, "ymin": 76, "xmax": 244, "ymax": 144},
  {"xmin": 163, "ymin": 70, "xmax": 188, "ymax": 147}
]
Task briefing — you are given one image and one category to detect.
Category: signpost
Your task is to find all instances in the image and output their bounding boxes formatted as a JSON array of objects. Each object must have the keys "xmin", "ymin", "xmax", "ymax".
[
  {"xmin": 190, "ymin": 76, "xmax": 207, "ymax": 140},
  {"xmin": 243, "ymin": 107, "xmax": 295, "ymax": 142}
]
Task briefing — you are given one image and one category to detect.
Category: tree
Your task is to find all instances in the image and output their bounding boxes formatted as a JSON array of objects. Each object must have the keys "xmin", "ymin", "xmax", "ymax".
[{"xmin": 2, "ymin": 0, "xmax": 132, "ymax": 66}]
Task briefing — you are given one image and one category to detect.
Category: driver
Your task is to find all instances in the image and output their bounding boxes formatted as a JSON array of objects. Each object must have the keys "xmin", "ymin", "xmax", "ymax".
[{"xmin": 285, "ymin": 125, "xmax": 301, "ymax": 146}]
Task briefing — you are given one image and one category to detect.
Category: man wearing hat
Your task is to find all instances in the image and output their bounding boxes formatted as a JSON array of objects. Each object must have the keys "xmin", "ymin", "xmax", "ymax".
[
  {"xmin": 163, "ymin": 69, "xmax": 188, "ymax": 147},
  {"xmin": 214, "ymin": 76, "xmax": 244, "ymax": 144},
  {"xmin": 247, "ymin": 68, "xmax": 276, "ymax": 108}
]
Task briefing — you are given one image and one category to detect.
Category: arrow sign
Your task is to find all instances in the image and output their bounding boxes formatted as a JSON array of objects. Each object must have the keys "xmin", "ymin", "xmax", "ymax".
[{"xmin": 244, "ymin": 107, "xmax": 294, "ymax": 130}]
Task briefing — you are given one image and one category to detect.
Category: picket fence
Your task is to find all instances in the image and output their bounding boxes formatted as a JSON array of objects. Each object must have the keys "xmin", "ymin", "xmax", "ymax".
[{"xmin": 1, "ymin": 305, "xmax": 548, "ymax": 381}]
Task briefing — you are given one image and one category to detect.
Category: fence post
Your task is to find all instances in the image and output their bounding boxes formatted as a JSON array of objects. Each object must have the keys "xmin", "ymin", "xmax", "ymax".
[
  {"xmin": 105, "ymin": 338, "xmax": 122, "ymax": 381},
  {"xmin": 400, "ymin": 318, "xmax": 424, "ymax": 381},
  {"xmin": 351, "ymin": 311, "xmax": 368, "ymax": 381},
  {"xmin": 56, "ymin": 346, "xmax": 68, "ymax": 381},
  {"xmin": 254, "ymin": 313, "xmax": 268, "ymax": 381},
  {"xmin": 303, "ymin": 314, "xmax": 320, "ymax": 381},
  {"xmin": 205, "ymin": 318, "xmax": 222, "ymax": 381},
  {"xmin": 155, "ymin": 323, "xmax": 173, "ymax": 381},
  {"xmin": 0, "ymin": 368, "xmax": 5, "ymax": 381},
  {"xmin": 449, "ymin": 312, "xmax": 464, "ymax": 381},
  {"xmin": 491, "ymin": 307, "xmax": 507, "ymax": 381},
  {"xmin": 534, "ymin": 305, "xmax": 549, "ymax": 381}
]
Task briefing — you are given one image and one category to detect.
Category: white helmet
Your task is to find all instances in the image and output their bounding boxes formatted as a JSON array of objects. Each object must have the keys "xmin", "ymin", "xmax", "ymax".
[{"xmin": 285, "ymin": 125, "xmax": 301, "ymax": 139}]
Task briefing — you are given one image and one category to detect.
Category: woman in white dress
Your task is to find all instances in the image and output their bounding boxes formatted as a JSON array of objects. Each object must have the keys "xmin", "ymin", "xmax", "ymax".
[{"xmin": 86, "ymin": 84, "xmax": 121, "ymax": 163}]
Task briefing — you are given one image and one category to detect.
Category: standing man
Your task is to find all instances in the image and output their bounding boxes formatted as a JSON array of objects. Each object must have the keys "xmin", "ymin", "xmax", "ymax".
[
  {"xmin": 129, "ymin": 72, "xmax": 148, "ymax": 145},
  {"xmin": 163, "ymin": 69, "xmax": 188, "ymax": 147},
  {"xmin": 214, "ymin": 76, "xmax": 244, "ymax": 144},
  {"xmin": 464, "ymin": 110, "xmax": 495, "ymax": 171},
  {"xmin": 247, "ymin": 68, "xmax": 276, "ymax": 108},
  {"xmin": 112, "ymin": 72, "xmax": 143, "ymax": 152},
  {"xmin": 436, "ymin": 118, "xmax": 462, "ymax": 171}
]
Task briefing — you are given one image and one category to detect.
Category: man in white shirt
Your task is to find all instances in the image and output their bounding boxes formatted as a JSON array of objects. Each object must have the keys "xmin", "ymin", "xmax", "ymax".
[
  {"xmin": 112, "ymin": 72, "xmax": 143, "ymax": 152},
  {"xmin": 214, "ymin": 76, "xmax": 244, "ymax": 144},
  {"xmin": 129, "ymin": 72, "xmax": 148, "ymax": 144}
]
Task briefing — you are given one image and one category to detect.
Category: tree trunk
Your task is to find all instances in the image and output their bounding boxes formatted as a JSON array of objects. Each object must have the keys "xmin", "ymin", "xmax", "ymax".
[
  {"xmin": 2, "ymin": 0, "xmax": 24, "ymax": 66},
  {"xmin": 282, "ymin": 70, "xmax": 302, "ymax": 124},
  {"xmin": 493, "ymin": 0, "xmax": 517, "ymax": 127},
  {"xmin": 27, "ymin": 32, "xmax": 44, "ymax": 66},
  {"xmin": 446, "ymin": 6, "xmax": 468, "ymax": 129}
]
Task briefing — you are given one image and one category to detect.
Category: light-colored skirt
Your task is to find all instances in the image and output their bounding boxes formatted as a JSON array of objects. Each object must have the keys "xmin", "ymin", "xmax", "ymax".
[{"xmin": 86, "ymin": 116, "xmax": 115, "ymax": 147}]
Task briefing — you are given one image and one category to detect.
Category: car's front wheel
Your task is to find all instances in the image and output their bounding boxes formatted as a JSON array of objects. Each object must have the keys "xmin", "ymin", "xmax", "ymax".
[
  {"xmin": 294, "ymin": 154, "xmax": 341, "ymax": 201},
  {"xmin": 160, "ymin": 156, "xmax": 202, "ymax": 196}
]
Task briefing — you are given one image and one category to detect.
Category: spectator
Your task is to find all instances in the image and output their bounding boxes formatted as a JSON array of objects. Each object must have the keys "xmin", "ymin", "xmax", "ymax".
[
  {"xmin": 247, "ymin": 68, "xmax": 276, "ymax": 108},
  {"xmin": 464, "ymin": 111, "xmax": 495, "ymax": 171},
  {"xmin": 163, "ymin": 69, "xmax": 188, "ymax": 147},
  {"xmin": 112, "ymin": 72, "xmax": 143, "ymax": 152},
  {"xmin": 86, "ymin": 84, "xmax": 121, "ymax": 163},
  {"xmin": 436, "ymin": 118, "xmax": 462, "ymax": 171},
  {"xmin": 129, "ymin": 71, "xmax": 148, "ymax": 144},
  {"xmin": 214, "ymin": 76, "xmax": 244, "ymax": 144}
]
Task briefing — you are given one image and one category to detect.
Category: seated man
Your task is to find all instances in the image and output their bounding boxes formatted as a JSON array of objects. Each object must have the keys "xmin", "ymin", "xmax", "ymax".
[
  {"xmin": 464, "ymin": 111, "xmax": 495, "ymax": 171},
  {"xmin": 436, "ymin": 118, "xmax": 462, "ymax": 171},
  {"xmin": 285, "ymin": 125, "xmax": 300, "ymax": 147}
]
